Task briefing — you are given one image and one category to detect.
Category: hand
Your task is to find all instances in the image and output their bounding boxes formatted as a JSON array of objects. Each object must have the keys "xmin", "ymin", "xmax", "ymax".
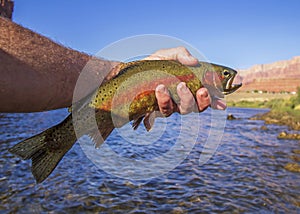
[{"xmin": 145, "ymin": 46, "xmax": 226, "ymax": 116}]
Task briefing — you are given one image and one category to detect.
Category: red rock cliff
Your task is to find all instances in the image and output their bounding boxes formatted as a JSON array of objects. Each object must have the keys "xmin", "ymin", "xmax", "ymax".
[{"xmin": 236, "ymin": 56, "xmax": 300, "ymax": 92}]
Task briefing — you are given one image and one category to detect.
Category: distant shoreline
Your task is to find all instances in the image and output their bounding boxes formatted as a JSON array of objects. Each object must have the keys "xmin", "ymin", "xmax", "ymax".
[
  {"xmin": 226, "ymin": 91, "xmax": 293, "ymax": 109},
  {"xmin": 227, "ymin": 91, "xmax": 300, "ymax": 136}
]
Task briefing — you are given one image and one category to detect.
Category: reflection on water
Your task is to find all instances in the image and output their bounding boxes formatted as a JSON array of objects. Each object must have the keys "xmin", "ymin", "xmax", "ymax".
[{"xmin": 0, "ymin": 108, "xmax": 299, "ymax": 213}]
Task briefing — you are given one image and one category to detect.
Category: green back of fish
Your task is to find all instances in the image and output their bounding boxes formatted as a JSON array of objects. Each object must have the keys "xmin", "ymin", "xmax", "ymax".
[{"xmin": 89, "ymin": 60, "xmax": 206, "ymax": 121}]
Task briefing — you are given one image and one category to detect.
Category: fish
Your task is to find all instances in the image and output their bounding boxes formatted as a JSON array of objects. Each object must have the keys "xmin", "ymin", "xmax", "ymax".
[{"xmin": 9, "ymin": 60, "xmax": 242, "ymax": 183}]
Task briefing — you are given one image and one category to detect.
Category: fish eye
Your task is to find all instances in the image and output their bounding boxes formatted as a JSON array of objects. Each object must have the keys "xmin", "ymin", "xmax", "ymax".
[{"xmin": 223, "ymin": 70, "xmax": 230, "ymax": 77}]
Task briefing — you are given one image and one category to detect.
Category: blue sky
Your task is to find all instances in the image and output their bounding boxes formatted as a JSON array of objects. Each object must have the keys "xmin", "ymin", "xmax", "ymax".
[{"xmin": 13, "ymin": 0, "xmax": 300, "ymax": 69}]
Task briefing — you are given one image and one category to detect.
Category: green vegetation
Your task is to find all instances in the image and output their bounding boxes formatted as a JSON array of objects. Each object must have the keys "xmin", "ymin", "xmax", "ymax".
[
  {"xmin": 228, "ymin": 100, "xmax": 270, "ymax": 108},
  {"xmin": 233, "ymin": 87, "xmax": 300, "ymax": 130},
  {"xmin": 228, "ymin": 87, "xmax": 300, "ymax": 115},
  {"xmin": 271, "ymin": 96, "xmax": 300, "ymax": 125}
]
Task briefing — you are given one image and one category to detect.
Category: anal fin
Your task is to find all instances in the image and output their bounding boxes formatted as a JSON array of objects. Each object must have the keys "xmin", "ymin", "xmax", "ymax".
[
  {"xmin": 132, "ymin": 117, "xmax": 144, "ymax": 130},
  {"xmin": 89, "ymin": 122, "xmax": 115, "ymax": 148},
  {"xmin": 131, "ymin": 112, "xmax": 157, "ymax": 132},
  {"xmin": 143, "ymin": 112, "xmax": 156, "ymax": 131}
]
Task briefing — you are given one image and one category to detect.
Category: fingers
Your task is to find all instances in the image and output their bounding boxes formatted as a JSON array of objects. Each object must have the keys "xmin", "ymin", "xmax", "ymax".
[
  {"xmin": 176, "ymin": 82, "xmax": 197, "ymax": 114},
  {"xmin": 155, "ymin": 83, "xmax": 196, "ymax": 117},
  {"xmin": 151, "ymin": 46, "xmax": 215, "ymax": 116},
  {"xmin": 155, "ymin": 84, "xmax": 175, "ymax": 117},
  {"xmin": 155, "ymin": 83, "xmax": 215, "ymax": 117},
  {"xmin": 211, "ymin": 97, "xmax": 227, "ymax": 110},
  {"xmin": 145, "ymin": 46, "xmax": 198, "ymax": 66},
  {"xmin": 174, "ymin": 47, "xmax": 199, "ymax": 66},
  {"xmin": 196, "ymin": 88, "xmax": 211, "ymax": 112},
  {"xmin": 196, "ymin": 87, "xmax": 227, "ymax": 110}
]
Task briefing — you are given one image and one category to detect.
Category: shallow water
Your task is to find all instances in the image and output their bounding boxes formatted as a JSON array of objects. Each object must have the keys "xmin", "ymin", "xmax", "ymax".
[{"xmin": 0, "ymin": 107, "xmax": 299, "ymax": 213}]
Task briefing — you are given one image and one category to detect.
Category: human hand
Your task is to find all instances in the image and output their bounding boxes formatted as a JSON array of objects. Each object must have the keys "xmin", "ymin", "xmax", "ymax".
[{"xmin": 145, "ymin": 46, "xmax": 226, "ymax": 116}]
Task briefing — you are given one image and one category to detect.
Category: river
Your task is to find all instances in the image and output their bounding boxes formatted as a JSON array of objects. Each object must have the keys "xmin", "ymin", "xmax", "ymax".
[{"xmin": 0, "ymin": 107, "xmax": 299, "ymax": 213}]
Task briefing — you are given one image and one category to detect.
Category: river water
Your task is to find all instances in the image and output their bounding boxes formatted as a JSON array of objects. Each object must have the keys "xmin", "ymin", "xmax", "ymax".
[{"xmin": 0, "ymin": 107, "xmax": 299, "ymax": 213}]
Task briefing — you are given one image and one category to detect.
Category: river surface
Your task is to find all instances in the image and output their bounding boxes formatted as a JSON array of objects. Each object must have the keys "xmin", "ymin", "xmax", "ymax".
[{"xmin": 0, "ymin": 107, "xmax": 299, "ymax": 213}]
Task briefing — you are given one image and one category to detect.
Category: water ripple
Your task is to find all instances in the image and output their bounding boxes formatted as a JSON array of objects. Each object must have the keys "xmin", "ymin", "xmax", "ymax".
[{"xmin": 0, "ymin": 108, "xmax": 299, "ymax": 213}]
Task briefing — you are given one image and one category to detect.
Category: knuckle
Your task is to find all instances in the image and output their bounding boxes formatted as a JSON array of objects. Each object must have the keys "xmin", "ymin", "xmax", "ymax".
[
  {"xmin": 180, "ymin": 104, "xmax": 195, "ymax": 115},
  {"xmin": 158, "ymin": 97, "xmax": 171, "ymax": 107},
  {"xmin": 197, "ymin": 88, "xmax": 209, "ymax": 98},
  {"xmin": 177, "ymin": 46, "xmax": 187, "ymax": 52}
]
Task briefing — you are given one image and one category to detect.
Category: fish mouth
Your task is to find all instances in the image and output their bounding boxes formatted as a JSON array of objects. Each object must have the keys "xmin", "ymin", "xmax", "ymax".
[{"xmin": 223, "ymin": 75, "xmax": 242, "ymax": 95}]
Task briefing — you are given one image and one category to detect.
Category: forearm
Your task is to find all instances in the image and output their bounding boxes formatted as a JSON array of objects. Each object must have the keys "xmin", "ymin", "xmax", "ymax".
[{"xmin": 0, "ymin": 17, "xmax": 117, "ymax": 112}]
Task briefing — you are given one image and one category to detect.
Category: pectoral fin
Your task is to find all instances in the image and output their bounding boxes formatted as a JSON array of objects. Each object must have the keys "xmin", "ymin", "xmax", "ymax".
[
  {"xmin": 132, "ymin": 112, "xmax": 157, "ymax": 132},
  {"xmin": 132, "ymin": 117, "xmax": 144, "ymax": 130},
  {"xmin": 143, "ymin": 112, "xmax": 156, "ymax": 131}
]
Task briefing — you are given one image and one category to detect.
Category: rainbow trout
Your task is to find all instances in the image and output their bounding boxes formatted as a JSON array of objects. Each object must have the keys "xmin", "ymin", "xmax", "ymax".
[{"xmin": 9, "ymin": 60, "xmax": 242, "ymax": 183}]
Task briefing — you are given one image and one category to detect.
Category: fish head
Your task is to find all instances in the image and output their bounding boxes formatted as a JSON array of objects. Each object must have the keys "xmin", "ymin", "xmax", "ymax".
[{"xmin": 201, "ymin": 63, "xmax": 242, "ymax": 97}]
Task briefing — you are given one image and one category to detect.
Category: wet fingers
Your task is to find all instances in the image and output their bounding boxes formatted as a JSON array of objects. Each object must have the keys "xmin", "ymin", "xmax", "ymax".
[
  {"xmin": 176, "ymin": 82, "xmax": 197, "ymax": 114},
  {"xmin": 155, "ymin": 84, "xmax": 174, "ymax": 117},
  {"xmin": 196, "ymin": 88, "xmax": 211, "ymax": 112}
]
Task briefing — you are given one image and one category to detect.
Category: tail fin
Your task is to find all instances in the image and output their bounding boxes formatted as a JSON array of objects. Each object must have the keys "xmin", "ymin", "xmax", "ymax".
[
  {"xmin": 9, "ymin": 111, "xmax": 117, "ymax": 183},
  {"xmin": 9, "ymin": 118, "xmax": 76, "ymax": 183}
]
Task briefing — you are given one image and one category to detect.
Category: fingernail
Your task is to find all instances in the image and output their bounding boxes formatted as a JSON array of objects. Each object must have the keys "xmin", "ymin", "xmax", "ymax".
[
  {"xmin": 156, "ymin": 84, "xmax": 167, "ymax": 94},
  {"xmin": 198, "ymin": 89, "xmax": 209, "ymax": 98},
  {"xmin": 183, "ymin": 55, "xmax": 198, "ymax": 64},
  {"xmin": 182, "ymin": 54, "xmax": 191, "ymax": 60},
  {"xmin": 178, "ymin": 82, "xmax": 188, "ymax": 93}
]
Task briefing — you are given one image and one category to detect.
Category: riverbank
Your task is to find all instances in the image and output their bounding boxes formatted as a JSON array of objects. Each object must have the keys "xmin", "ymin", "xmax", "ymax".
[
  {"xmin": 229, "ymin": 90, "xmax": 300, "ymax": 174},
  {"xmin": 228, "ymin": 89, "xmax": 300, "ymax": 137},
  {"xmin": 250, "ymin": 109, "xmax": 300, "ymax": 131},
  {"xmin": 226, "ymin": 91, "xmax": 293, "ymax": 108}
]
